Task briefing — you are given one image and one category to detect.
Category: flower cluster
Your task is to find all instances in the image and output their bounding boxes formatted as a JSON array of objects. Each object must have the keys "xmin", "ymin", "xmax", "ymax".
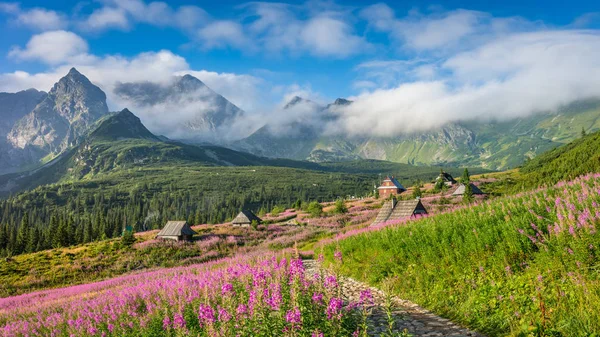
[{"xmin": 0, "ymin": 255, "xmax": 360, "ymax": 336}]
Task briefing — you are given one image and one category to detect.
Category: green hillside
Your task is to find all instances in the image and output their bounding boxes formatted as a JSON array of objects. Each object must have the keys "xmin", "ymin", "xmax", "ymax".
[
  {"xmin": 0, "ymin": 109, "xmax": 488, "ymax": 257},
  {"xmin": 519, "ymin": 129, "xmax": 600, "ymax": 186},
  {"xmin": 324, "ymin": 174, "xmax": 600, "ymax": 336}
]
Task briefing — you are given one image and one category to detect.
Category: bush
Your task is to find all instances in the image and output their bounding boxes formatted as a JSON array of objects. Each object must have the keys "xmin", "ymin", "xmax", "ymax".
[
  {"xmin": 306, "ymin": 202, "xmax": 323, "ymax": 217},
  {"xmin": 270, "ymin": 205, "xmax": 285, "ymax": 217},
  {"xmin": 411, "ymin": 187, "xmax": 422, "ymax": 199},
  {"xmin": 121, "ymin": 229, "xmax": 136, "ymax": 247},
  {"xmin": 333, "ymin": 199, "xmax": 348, "ymax": 214}
]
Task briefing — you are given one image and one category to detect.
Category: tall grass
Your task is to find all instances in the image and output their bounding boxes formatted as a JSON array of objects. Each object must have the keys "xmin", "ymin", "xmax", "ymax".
[{"xmin": 324, "ymin": 173, "xmax": 600, "ymax": 336}]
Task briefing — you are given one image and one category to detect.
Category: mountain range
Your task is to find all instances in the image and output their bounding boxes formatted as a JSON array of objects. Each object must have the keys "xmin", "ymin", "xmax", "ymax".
[
  {"xmin": 0, "ymin": 69, "xmax": 246, "ymax": 175},
  {"xmin": 2, "ymin": 68, "xmax": 599, "ymax": 176},
  {"xmin": 233, "ymin": 97, "xmax": 600, "ymax": 170}
]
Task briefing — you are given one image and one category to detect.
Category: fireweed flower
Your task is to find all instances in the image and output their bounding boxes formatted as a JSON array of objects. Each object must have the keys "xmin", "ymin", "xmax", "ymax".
[
  {"xmin": 198, "ymin": 304, "xmax": 215, "ymax": 325},
  {"xmin": 173, "ymin": 313, "xmax": 186, "ymax": 329},
  {"xmin": 334, "ymin": 251, "xmax": 343, "ymax": 262},
  {"xmin": 289, "ymin": 259, "xmax": 305, "ymax": 279},
  {"xmin": 324, "ymin": 275, "xmax": 338, "ymax": 289},
  {"xmin": 359, "ymin": 289, "xmax": 373, "ymax": 305},
  {"xmin": 285, "ymin": 307, "xmax": 302, "ymax": 326},
  {"xmin": 327, "ymin": 298, "xmax": 343, "ymax": 320},
  {"xmin": 218, "ymin": 307, "xmax": 232, "ymax": 322},
  {"xmin": 236, "ymin": 304, "xmax": 248, "ymax": 316},
  {"xmin": 162, "ymin": 316, "xmax": 171, "ymax": 330},
  {"xmin": 221, "ymin": 283, "xmax": 234, "ymax": 296},
  {"xmin": 312, "ymin": 292, "xmax": 324, "ymax": 304}
]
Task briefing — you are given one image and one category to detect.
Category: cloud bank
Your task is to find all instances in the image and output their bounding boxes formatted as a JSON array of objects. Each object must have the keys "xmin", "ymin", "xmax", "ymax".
[
  {"xmin": 337, "ymin": 30, "xmax": 600, "ymax": 137},
  {"xmin": 2, "ymin": 1, "xmax": 600, "ymax": 142}
]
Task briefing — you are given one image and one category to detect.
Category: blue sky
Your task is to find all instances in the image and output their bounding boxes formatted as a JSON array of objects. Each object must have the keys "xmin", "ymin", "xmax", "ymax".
[{"xmin": 1, "ymin": 0, "xmax": 600, "ymax": 138}]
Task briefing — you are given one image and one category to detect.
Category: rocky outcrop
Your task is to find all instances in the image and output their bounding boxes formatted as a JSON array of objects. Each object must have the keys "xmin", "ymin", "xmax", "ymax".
[{"xmin": 1, "ymin": 68, "xmax": 108, "ymax": 173}]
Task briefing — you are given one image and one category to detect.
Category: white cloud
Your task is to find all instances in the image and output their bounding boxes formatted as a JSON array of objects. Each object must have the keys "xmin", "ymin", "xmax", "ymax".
[
  {"xmin": 81, "ymin": 0, "xmax": 208, "ymax": 31},
  {"xmin": 360, "ymin": 4, "xmax": 538, "ymax": 54},
  {"xmin": 197, "ymin": 2, "xmax": 370, "ymax": 58},
  {"xmin": 334, "ymin": 30, "xmax": 600, "ymax": 137},
  {"xmin": 8, "ymin": 30, "xmax": 89, "ymax": 65},
  {"xmin": 300, "ymin": 16, "xmax": 369, "ymax": 57},
  {"xmin": 0, "ymin": 3, "xmax": 67, "ymax": 30},
  {"xmin": 83, "ymin": 7, "xmax": 129, "ymax": 31},
  {"xmin": 197, "ymin": 21, "xmax": 253, "ymax": 50}
]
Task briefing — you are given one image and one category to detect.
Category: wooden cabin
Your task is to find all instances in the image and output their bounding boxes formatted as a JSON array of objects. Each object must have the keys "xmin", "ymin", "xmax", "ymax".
[
  {"xmin": 436, "ymin": 171, "xmax": 457, "ymax": 186},
  {"xmin": 451, "ymin": 183, "xmax": 485, "ymax": 196},
  {"xmin": 232, "ymin": 210, "xmax": 262, "ymax": 227},
  {"xmin": 377, "ymin": 176, "xmax": 406, "ymax": 197},
  {"xmin": 372, "ymin": 199, "xmax": 428, "ymax": 226},
  {"xmin": 156, "ymin": 221, "xmax": 197, "ymax": 241}
]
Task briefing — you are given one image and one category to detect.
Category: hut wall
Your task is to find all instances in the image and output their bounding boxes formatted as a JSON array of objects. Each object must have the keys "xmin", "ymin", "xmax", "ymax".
[{"xmin": 158, "ymin": 235, "xmax": 180, "ymax": 241}]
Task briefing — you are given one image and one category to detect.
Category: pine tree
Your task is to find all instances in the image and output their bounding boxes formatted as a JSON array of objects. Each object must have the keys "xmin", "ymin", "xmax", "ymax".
[
  {"xmin": 461, "ymin": 168, "xmax": 470, "ymax": 184},
  {"xmin": 25, "ymin": 228, "xmax": 39, "ymax": 253},
  {"xmin": 463, "ymin": 182, "xmax": 474, "ymax": 203},
  {"xmin": 582, "ymin": 127, "xmax": 587, "ymax": 137},
  {"xmin": 15, "ymin": 214, "xmax": 29, "ymax": 254}
]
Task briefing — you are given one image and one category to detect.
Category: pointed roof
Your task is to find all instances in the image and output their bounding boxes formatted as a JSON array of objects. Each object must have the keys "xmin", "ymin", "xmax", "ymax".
[
  {"xmin": 452, "ymin": 183, "xmax": 485, "ymax": 196},
  {"xmin": 371, "ymin": 199, "xmax": 428, "ymax": 226},
  {"xmin": 389, "ymin": 200, "xmax": 427, "ymax": 219},
  {"xmin": 232, "ymin": 210, "xmax": 262, "ymax": 224},
  {"xmin": 437, "ymin": 171, "xmax": 457, "ymax": 183},
  {"xmin": 377, "ymin": 176, "xmax": 406, "ymax": 191},
  {"xmin": 157, "ymin": 221, "xmax": 197, "ymax": 236}
]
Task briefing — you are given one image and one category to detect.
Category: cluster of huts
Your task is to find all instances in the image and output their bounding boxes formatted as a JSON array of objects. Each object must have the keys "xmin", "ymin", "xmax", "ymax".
[
  {"xmin": 156, "ymin": 172, "xmax": 484, "ymax": 241},
  {"xmin": 371, "ymin": 173, "xmax": 485, "ymax": 226},
  {"xmin": 156, "ymin": 210, "xmax": 263, "ymax": 242}
]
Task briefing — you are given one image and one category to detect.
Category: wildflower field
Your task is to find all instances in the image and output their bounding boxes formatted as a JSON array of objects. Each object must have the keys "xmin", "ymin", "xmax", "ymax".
[
  {"xmin": 324, "ymin": 174, "xmax": 600, "ymax": 336},
  {"xmin": 1, "ymin": 254, "xmax": 364, "ymax": 337}
]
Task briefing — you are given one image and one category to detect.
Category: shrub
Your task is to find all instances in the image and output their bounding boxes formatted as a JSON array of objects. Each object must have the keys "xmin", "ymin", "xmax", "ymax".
[
  {"xmin": 307, "ymin": 202, "xmax": 323, "ymax": 217},
  {"xmin": 333, "ymin": 199, "xmax": 348, "ymax": 214}
]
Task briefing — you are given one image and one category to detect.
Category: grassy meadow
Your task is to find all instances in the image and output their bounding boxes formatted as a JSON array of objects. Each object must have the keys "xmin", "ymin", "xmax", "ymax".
[{"xmin": 323, "ymin": 173, "xmax": 600, "ymax": 336}]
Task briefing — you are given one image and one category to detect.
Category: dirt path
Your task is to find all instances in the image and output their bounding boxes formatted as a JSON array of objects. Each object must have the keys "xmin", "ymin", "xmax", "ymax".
[{"xmin": 304, "ymin": 260, "xmax": 485, "ymax": 337}]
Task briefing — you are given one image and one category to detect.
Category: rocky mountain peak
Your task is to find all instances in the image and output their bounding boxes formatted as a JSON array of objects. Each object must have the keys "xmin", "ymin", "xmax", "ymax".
[
  {"xmin": 332, "ymin": 98, "xmax": 352, "ymax": 106},
  {"xmin": 114, "ymin": 74, "xmax": 244, "ymax": 138},
  {"xmin": 88, "ymin": 108, "xmax": 158, "ymax": 141}
]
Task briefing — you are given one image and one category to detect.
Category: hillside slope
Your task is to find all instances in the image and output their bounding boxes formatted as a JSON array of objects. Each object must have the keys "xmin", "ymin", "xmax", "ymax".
[
  {"xmin": 324, "ymin": 174, "xmax": 600, "ymax": 336},
  {"xmin": 519, "ymin": 129, "xmax": 600, "ymax": 186}
]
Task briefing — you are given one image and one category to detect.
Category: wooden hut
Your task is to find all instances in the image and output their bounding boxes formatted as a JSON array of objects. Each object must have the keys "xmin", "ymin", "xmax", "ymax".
[
  {"xmin": 451, "ymin": 183, "xmax": 484, "ymax": 196},
  {"xmin": 232, "ymin": 210, "xmax": 262, "ymax": 227},
  {"xmin": 371, "ymin": 199, "xmax": 428, "ymax": 226},
  {"xmin": 436, "ymin": 171, "xmax": 457, "ymax": 186},
  {"xmin": 377, "ymin": 176, "xmax": 406, "ymax": 197},
  {"xmin": 156, "ymin": 221, "xmax": 197, "ymax": 241}
]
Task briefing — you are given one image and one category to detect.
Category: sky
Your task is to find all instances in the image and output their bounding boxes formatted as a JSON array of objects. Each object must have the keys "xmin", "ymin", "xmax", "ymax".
[{"xmin": 1, "ymin": 0, "xmax": 600, "ymax": 139}]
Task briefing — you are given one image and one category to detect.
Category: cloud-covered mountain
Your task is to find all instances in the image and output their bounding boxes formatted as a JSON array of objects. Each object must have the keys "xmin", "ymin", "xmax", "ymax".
[
  {"xmin": 113, "ymin": 74, "xmax": 244, "ymax": 141},
  {"xmin": 0, "ymin": 68, "xmax": 109, "ymax": 173},
  {"xmin": 234, "ymin": 96, "xmax": 600, "ymax": 170}
]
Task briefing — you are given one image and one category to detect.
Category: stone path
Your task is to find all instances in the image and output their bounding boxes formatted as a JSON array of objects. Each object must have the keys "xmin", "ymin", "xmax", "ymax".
[{"xmin": 304, "ymin": 260, "xmax": 485, "ymax": 337}]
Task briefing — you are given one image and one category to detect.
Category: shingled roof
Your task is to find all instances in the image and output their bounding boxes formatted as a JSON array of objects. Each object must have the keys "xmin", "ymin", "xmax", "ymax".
[
  {"xmin": 377, "ymin": 176, "xmax": 406, "ymax": 191},
  {"xmin": 372, "ymin": 199, "xmax": 428, "ymax": 226},
  {"xmin": 157, "ymin": 221, "xmax": 197, "ymax": 237},
  {"xmin": 437, "ymin": 171, "xmax": 457, "ymax": 183},
  {"xmin": 232, "ymin": 210, "xmax": 262, "ymax": 224},
  {"xmin": 452, "ymin": 183, "xmax": 485, "ymax": 196}
]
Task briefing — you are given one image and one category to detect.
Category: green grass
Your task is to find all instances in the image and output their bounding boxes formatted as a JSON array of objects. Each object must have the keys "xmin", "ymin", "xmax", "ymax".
[{"xmin": 323, "ymin": 174, "xmax": 600, "ymax": 336}]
